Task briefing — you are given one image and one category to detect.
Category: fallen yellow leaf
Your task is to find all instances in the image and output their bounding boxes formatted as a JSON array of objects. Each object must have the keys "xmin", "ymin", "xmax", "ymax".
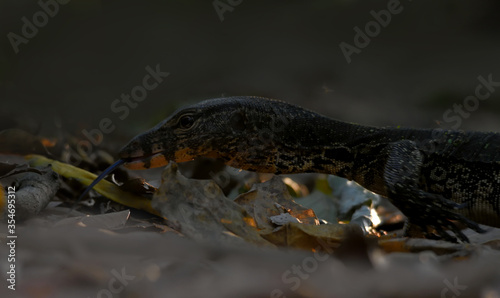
[{"xmin": 25, "ymin": 154, "xmax": 161, "ymax": 217}]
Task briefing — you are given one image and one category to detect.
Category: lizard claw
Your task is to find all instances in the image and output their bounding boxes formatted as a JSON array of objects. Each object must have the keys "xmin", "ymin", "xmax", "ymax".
[{"xmin": 398, "ymin": 192, "xmax": 488, "ymax": 243}]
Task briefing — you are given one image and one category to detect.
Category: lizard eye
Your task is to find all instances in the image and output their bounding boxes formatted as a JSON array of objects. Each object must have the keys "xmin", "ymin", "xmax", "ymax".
[{"xmin": 179, "ymin": 115, "xmax": 195, "ymax": 129}]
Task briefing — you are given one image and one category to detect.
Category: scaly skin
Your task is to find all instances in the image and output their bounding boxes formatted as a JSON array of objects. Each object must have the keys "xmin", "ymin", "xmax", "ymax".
[{"xmin": 118, "ymin": 96, "xmax": 500, "ymax": 242}]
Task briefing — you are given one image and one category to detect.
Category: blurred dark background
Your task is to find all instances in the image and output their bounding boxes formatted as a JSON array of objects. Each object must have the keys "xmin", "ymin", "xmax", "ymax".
[{"xmin": 1, "ymin": 0, "xmax": 499, "ymax": 144}]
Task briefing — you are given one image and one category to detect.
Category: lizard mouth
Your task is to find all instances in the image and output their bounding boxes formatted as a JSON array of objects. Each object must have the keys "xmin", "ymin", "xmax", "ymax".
[{"xmin": 122, "ymin": 151, "xmax": 169, "ymax": 170}]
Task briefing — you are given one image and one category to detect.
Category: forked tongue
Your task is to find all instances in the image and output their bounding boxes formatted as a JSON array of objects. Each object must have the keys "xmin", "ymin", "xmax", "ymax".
[{"xmin": 71, "ymin": 159, "xmax": 125, "ymax": 212}]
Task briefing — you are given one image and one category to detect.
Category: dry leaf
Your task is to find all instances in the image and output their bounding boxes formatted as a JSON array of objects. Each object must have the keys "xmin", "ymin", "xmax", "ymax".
[
  {"xmin": 0, "ymin": 162, "xmax": 46, "ymax": 180},
  {"xmin": 235, "ymin": 176, "xmax": 319, "ymax": 233},
  {"xmin": 54, "ymin": 210, "xmax": 130, "ymax": 229},
  {"xmin": 261, "ymin": 222, "xmax": 347, "ymax": 252},
  {"xmin": 152, "ymin": 162, "xmax": 272, "ymax": 247}
]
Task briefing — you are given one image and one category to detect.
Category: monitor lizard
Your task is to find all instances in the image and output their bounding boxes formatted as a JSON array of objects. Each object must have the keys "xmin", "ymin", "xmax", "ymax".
[{"xmin": 81, "ymin": 96, "xmax": 500, "ymax": 242}]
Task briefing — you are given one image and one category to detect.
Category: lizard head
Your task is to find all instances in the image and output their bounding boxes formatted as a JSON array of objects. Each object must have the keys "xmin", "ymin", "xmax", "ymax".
[{"xmin": 118, "ymin": 96, "xmax": 287, "ymax": 171}]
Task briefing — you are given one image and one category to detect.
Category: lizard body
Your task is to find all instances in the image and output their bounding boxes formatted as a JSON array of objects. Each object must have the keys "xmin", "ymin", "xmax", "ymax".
[{"xmin": 98, "ymin": 96, "xmax": 500, "ymax": 241}]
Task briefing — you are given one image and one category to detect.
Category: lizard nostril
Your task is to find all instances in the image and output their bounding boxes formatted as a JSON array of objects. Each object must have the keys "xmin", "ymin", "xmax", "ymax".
[{"xmin": 118, "ymin": 139, "xmax": 141, "ymax": 158}]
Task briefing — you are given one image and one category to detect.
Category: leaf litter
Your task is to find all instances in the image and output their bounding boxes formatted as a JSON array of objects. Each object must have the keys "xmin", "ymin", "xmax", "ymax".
[{"xmin": 1, "ymin": 128, "xmax": 500, "ymax": 297}]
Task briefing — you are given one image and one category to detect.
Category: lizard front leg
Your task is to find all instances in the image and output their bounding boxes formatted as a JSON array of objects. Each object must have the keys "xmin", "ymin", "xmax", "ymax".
[{"xmin": 382, "ymin": 140, "xmax": 484, "ymax": 242}]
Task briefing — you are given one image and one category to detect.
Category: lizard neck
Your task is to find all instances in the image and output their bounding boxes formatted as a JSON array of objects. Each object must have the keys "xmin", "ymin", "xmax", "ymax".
[
  {"xmin": 217, "ymin": 101, "xmax": 393, "ymax": 179},
  {"xmin": 272, "ymin": 118, "xmax": 387, "ymax": 178}
]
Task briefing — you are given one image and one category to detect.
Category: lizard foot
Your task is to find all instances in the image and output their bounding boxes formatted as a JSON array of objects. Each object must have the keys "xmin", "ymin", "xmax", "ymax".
[{"xmin": 402, "ymin": 192, "xmax": 487, "ymax": 243}]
